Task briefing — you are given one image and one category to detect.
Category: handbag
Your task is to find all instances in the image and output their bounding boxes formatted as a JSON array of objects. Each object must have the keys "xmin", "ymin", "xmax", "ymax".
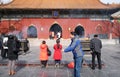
[{"xmin": 47, "ymin": 48, "xmax": 51, "ymax": 56}]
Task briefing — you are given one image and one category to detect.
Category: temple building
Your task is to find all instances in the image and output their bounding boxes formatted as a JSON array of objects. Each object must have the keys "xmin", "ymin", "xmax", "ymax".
[{"xmin": 0, "ymin": 0, "xmax": 120, "ymax": 39}]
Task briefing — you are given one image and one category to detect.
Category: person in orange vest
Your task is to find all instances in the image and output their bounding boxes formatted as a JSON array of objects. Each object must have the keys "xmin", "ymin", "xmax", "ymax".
[
  {"xmin": 40, "ymin": 40, "xmax": 48, "ymax": 68},
  {"xmin": 53, "ymin": 39, "xmax": 62, "ymax": 68}
]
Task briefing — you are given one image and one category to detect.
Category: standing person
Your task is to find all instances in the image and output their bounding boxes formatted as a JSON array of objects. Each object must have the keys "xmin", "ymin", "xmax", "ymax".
[
  {"xmin": 0, "ymin": 33, "xmax": 2, "ymax": 50},
  {"xmin": 40, "ymin": 40, "xmax": 48, "ymax": 68},
  {"xmin": 24, "ymin": 38, "xmax": 30, "ymax": 54},
  {"xmin": 64, "ymin": 32, "xmax": 84, "ymax": 77},
  {"xmin": 51, "ymin": 31, "xmax": 55, "ymax": 39},
  {"xmin": 1, "ymin": 34, "xmax": 8, "ymax": 59},
  {"xmin": 7, "ymin": 35, "xmax": 20, "ymax": 75},
  {"xmin": 49, "ymin": 32, "xmax": 52, "ymax": 39},
  {"xmin": 53, "ymin": 39, "xmax": 62, "ymax": 68},
  {"xmin": 0, "ymin": 33, "xmax": 4, "ymax": 59},
  {"xmin": 57, "ymin": 32, "xmax": 61, "ymax": 39},
  {"xmin": 90, "ymin": 34, "xmax": 102, "ymax": 70}
]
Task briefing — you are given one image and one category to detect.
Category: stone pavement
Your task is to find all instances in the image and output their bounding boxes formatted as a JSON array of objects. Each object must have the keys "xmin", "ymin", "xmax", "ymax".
[{"xmin": 0, "ymin": 39, "xmax": 120, "ymax": 77}]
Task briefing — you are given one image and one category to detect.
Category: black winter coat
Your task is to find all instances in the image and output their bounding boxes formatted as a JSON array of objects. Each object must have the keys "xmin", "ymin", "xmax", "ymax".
[{"xmin": 7, "ymin": 36, "xmax": 20, "ymax": 60}]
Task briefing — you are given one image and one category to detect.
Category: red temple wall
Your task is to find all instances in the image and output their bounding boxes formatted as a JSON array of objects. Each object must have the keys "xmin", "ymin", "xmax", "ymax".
[{"xmin": 0, "ymin": 18, "xmax": 113, "ymax": 39}]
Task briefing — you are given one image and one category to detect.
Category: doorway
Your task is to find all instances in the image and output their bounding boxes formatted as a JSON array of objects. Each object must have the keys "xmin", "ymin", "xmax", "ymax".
[
  {"xmin": 27, "ymin": 26, "xmax": 37, "ymax": 38},
  {"xmin": 49, "ymin": 24, "xmax": 62, "ymax": 39}
]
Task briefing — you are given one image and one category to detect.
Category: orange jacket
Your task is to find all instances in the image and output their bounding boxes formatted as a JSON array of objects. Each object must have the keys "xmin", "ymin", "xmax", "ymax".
[{"xmin": 40, "ymin": 44, "xmax": 48, "ymax": 60}]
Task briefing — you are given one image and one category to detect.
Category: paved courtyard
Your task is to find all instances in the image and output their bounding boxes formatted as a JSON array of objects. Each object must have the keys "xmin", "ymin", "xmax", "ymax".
[{"xmin": 0, "ymin": 39, "xmax": 120, "ymax": 77}]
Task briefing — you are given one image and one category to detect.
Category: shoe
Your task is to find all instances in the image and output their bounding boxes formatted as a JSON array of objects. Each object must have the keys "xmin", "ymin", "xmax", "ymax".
[
  {"xmin": 98, "ymin": 67, "xmax": 102, "ymax": 70},
  {"xmin": 41, "ymin": 65, "xmax": 45, "ymax": 68},
  {"xmin": 55, "ymin": 64, "xmax": 57, "ymax": 68},
  {"xmin": 55, "ymin": 63, "xmax": 59, "ymax": 68},
  {"xmin": 91, "ymin": 67, "xmax": 95, "ymax": 70},
  {"xmin": 57, "ymin": 64, "xmax": 60, "ymax": 68},
  {"xmin": 11, "ymin": 71, "xmax": 16, "ymax": 75},
  {"xmin": 8, "ymin": 72, "xmax": 11, "ymax": 75}
]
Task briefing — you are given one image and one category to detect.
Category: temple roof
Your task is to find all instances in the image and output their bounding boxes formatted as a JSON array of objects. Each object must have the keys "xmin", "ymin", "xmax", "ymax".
[
  {"xmin": 0, "ymin": 0, "xmax": 120, "ymax": 9},
  {"xmin": 111, "ymin": 11, "xmax": 120, "ymax": 18}
]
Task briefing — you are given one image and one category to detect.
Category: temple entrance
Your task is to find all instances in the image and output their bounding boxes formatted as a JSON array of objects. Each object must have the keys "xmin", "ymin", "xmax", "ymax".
[
  {"xmin": 49, "ymin": 24, "xmax": 62, "ymax": 39},
  {"xmin": 75, "ymin": 26, "xmax": 85, "ymax": 37},
  {"xmin": 27, "ymin": 26, "xmax": 37, "ymax": 38}
]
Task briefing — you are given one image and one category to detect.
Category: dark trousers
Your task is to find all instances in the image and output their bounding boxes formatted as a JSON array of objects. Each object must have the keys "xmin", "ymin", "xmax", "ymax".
[
  {"xmin": 41, "ymin": 60, "xmax": 48, "ymax": 67},
  {"xmin": 92, "ymin": 52, "xmax": 101, "ymax": 69},
  {"xmin": 55, "ymin": 60, "xmax": 61, "ymax": 64}
]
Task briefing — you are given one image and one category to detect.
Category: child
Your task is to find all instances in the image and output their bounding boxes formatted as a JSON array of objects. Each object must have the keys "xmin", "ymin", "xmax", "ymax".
[
  {"xmin": 40, "ymin": 40, "xmax": 48, "ymax": 68},
  {"xmin": 53, "ymin": 39, "xmax": 62, "ymax": 68}
]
